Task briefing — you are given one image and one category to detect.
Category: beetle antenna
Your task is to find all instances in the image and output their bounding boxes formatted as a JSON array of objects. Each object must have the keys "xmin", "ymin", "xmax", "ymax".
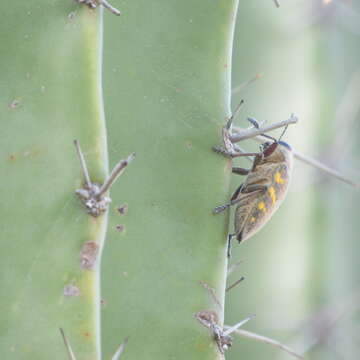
[
  {"xmin": 260, "ymin": 123, "xmax": 289, "ymax": 143},
  {"xmin": 278, "ymin": 124, "xmax": 289, "ymax": 142},
  {"xmin": 261, "ymin": 133, "xmax": 277, "ymax": 142},
  {"xmin": 233, "ymin": 99, "xmax": 245, "ymax": 121},
  {"xmin": 226, "ymin": 99, "xmax": 244, "ymax": 129}
]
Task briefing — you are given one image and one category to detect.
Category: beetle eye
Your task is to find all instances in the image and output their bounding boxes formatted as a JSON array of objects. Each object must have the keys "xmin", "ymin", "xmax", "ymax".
[
  {"xmin": 263, "ymin": 142, "xmax": 277, "ymax": 157},
  {"xmin": 260, "ymin": 141, "xmax": 271, "ymax": 152}
]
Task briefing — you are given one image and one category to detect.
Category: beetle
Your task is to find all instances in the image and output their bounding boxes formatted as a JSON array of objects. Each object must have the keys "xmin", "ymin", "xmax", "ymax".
[{"xmin": 213, "ymin": 113, "xmax": 293, "ymax": 257}]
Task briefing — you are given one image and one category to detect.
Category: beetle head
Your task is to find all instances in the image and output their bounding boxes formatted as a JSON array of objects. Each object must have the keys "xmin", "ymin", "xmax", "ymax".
[
  {"xmin": 260, "ymin": 123, "xmax": 292, "ymax": 164},
  {"xmin": 262, "ymin": 140, "xmax": 292, "ymax": 156},
  {"xmin": 260, "ymin": 124, "xmax": 292, "ymax": 158}
]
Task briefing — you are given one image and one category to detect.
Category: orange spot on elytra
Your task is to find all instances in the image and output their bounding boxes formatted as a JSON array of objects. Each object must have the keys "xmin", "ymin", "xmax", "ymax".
[
  {"xmin": 268, "ymin": 186, "xmax": 276, "ymax": 205},
  {"xmin": 274, "ymin": 172, "xmax": 285, "ymax": 184},
  {"xmin": 258, "ymin": 201, "xmax": 266, "ymax": 212}
]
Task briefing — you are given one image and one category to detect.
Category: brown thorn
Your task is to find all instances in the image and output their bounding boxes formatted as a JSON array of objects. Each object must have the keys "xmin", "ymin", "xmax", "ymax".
[
  {"xmin": 226, "ymin": 276, "xmax": 245, "ymax": 292},
  {"xmin": 73, "ymin": 140, "xmax": 92, "ymax": 189},
  {"xmin": 111, "ymin": 337, "xmax": 129, "ymax": 360},
  {"xmin": 222, "ymin": 315, "xmax": 255, "ymax": 337},
  {"xmin": 59, "ymin": 328, "xmax": 77, "ymax": 360},
  {"xmin": 100, "ymin": 0, "xmax": 121, "ymax": 15},
  {"xmin": 232, "ymin": 73, "xmax": 263, "ymax": 95},
  {"xmin": 97, "ymin": 153, "xmax": 135, "ymax": 197},
  {"xmin": 199, "ymin": 281, "xmax": 222, "ymax": 310},
  {"xmin": 226, "ymin": 327, "xmax": 304, "ymax": 360}
]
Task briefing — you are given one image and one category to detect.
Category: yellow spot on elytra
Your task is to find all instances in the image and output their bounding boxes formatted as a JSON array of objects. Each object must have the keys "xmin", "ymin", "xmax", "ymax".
[
  {"xmin": 258, "ymin": 201, "xmax": 266, "ymax": 212},
  {"xmin": 268, "ymin": 186, "xmax": 276, "ymax": 205},
  {"xmin": 250, "ymin": 217, "xmax": 256, "ymax": 222},
  {"xmin": 274, "ymin": 172, "xmax": 285, "ymax": 184}
]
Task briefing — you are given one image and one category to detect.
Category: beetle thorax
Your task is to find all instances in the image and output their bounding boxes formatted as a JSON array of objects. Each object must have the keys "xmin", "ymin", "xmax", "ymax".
[{"xmin": 262, "ymin": 142, "xmax": 293, "ymax": 165}]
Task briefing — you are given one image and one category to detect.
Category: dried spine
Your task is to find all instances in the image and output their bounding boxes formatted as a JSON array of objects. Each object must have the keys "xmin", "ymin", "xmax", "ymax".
[
  {"xmin": 75, "ymin": 0, "xmax": 121, "ymax": 16},
  {"xmin": 74, "ymin": 140, "xmax": 135, "ymax": 217},
  {"xmin": 195, "ymin": 311, "xmax": 254, "ymax": 354}
]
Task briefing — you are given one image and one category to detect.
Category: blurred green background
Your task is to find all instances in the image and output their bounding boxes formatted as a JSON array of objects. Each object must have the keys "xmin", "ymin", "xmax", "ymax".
[{"xmin": 226, "ymin": 1, "xmax": 360, "ymax": 359}]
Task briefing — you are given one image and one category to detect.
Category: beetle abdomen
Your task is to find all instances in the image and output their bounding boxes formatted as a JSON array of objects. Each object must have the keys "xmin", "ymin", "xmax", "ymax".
[{"xmin": 234, "ymin": 164, "xmax": 291, "ymax": 242}]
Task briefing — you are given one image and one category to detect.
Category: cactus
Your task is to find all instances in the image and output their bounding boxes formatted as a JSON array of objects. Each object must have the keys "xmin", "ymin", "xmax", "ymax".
[
  {"xmin": 101, "ymin": 1, "xmax": 239, "ymax": 358},
  {"xmin": 0, "ymin": 1, "xmax": 109, "ymax": 358},
  {"xmin": 0, "ymin": 0, "xmax": 239, "ymax": 359},
  {"xmin": 7, "ymin": 1, "xmax": 357, "ymax": 359}
]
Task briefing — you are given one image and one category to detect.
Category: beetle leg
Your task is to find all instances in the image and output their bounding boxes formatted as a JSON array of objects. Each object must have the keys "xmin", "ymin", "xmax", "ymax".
[
  {"xmin": 230, "ymin": 184, "xmax": 243, "ymax": 201},
  {"xmin": 213, "ymin": 203, "xmax": 231, "ymax": 214},
  {"xmin": 213, "ymin": 189, "xmax": 263, "ymax": 214},
  {"xmin": 227, "ymin": 234, "xmax": 235, "ymax": 258},
  {"xmin": 236, "ymin": 230, "xmax": 245, "ymax": 244},
  {"xmin": 229, "ymin": 190, "xmax": 264, "ymax": 206},
  {"xmin": 212, "ymin": 145, "xmax": 233, "ymax": 158},
  {"xmin": 232, "ymin": 167, "xmax": 250, "ymax": 176},
  {"xmin": 211, "ymin": 114, "xmax": 238, "ymax": 157},
  {"xmin": 230, "ymin": 151, "xmax": 259, "ymax": 158},
  {"xmin": 213, "ymin": 145, "xmax": 259, "ymax": 158},
  {"xmin": 213, "ymin": 101, "xmax": 256, "ymax": 158},
  {"xmin": 242, "ymin": 184, "xmax": 269, "ymax": 193}
]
